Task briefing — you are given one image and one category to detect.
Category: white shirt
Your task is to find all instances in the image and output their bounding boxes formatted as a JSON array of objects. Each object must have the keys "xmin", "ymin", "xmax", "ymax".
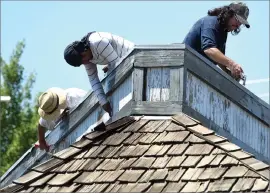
[
  {"xmin": 39, "ymin": 88, "xmax": 87, "ymax": 130},
  {"xmin": 84, "ymin": 32, "xmax": 135, "ymax": 106}
]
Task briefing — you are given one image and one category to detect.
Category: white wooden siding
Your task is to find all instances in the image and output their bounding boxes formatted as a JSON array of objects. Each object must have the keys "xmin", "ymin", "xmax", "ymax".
[
  {"xmin": 185, "ymin": 72, "xmax": 270, "ymax": 160},
  {"xmin": 146, "ymin": 67, "xmax": 170, "ymax": 101}
]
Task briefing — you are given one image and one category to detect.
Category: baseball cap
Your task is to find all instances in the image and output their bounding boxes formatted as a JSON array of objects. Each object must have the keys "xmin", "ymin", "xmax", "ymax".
[{"xmin": 229, "ymin": 2, "xmax": 250, "ymax": 28}]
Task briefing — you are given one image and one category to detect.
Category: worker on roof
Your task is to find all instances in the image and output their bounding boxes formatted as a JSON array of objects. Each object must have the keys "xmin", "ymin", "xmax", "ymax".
[
  {"xmin": 63, "ymin": 32, "xmax": 135, "ymax": 116},
  {"xmin": 183, "ymin": 2, "xmax": 250, "ymax": 81},
  {"xmin": 37, "ymin": 87, "xmax": 87, "ymax": 151}
]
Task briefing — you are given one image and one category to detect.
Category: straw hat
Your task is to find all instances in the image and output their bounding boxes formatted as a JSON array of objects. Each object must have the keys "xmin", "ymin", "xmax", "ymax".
[{"xmin": 38, "ymin": 87, "xmax": 67, "ymax": 121}]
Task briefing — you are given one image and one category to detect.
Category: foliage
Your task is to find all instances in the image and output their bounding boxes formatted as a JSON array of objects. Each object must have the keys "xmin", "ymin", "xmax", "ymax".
[{"xmin": 0, "ymin": 40, "xmax": 39, "ymax": 176}]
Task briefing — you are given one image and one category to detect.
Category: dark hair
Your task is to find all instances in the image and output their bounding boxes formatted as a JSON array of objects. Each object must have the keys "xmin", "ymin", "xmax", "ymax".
[
  {"xmin": 64, "ymin": 32, "xmax": 95, "ymax": 67},
  {"xmin": 208, "ymin": 5, "xmax": 241, "ymax": 35}
]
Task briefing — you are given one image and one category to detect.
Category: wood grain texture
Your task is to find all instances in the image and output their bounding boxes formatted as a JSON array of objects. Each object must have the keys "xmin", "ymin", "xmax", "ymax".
[
  {"xmin": 184, "ymin": 72, "xmax": 270, "ymax": 162},
  {"xmin": 184, "ymin": 48, "xmax": 270, "ymax": 126},
  {"xmin": 169, "ymin": 67, "xmax": 184, "ymax": 101},
  {"xmin": 132, "ymin": 67, "xmax": 144, "ymax": 101},
  {"xmin": 130, "ymin": 101, "xmax": 183, "ymax": 115},
  {"xmin": 146, "ymin": 68, "xmax": 162, "ymax": 101},
  {"xmin": 134, "ymin": 50, "xmax": 185, "ymax": 67},
  {"xmin": 146, "ymin": 67, "xmax": 171, "ymax": 102}
]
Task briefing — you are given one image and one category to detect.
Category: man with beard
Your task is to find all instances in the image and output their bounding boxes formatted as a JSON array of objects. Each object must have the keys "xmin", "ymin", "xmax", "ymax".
[{"xmin": 183, "ymin": 2, "xmax": 250, "ymax": 80}]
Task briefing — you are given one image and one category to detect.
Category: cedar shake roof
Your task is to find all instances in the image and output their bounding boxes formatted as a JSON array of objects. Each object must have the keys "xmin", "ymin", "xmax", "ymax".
[{"xmin": 1, "ymin": 113, "xmax": 269, "ymax": 193}]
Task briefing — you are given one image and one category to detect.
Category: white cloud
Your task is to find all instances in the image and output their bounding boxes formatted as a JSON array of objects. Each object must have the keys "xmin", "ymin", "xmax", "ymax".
[{"xmin": 246, "ymin": 78, "xmax": 269, "ymax": 85}]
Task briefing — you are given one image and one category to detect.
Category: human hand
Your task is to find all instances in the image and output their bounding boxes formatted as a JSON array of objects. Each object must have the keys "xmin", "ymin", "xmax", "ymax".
[
  {"xmin": 102, "ymin": 102, "xmax": 113, "ymax": 117},
  {"xmin": 230, "ymin": 63, "xmax": 244, "ymax": 80},
  {"xmin": 35, "ymin": 140, "xmax": 50, "ymax": 152}
]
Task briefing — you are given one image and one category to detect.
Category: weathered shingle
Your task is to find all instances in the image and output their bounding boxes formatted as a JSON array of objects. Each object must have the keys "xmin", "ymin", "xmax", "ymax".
[{"xmin": 2, "ymin": 115, "xmax": 269, "ymax": 193}]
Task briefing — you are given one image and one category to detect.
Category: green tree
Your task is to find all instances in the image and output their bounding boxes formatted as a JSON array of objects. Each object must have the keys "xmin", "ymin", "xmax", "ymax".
[{"xmin": 0, "ymin": 40, "xmax": 39, "ymax": 176}]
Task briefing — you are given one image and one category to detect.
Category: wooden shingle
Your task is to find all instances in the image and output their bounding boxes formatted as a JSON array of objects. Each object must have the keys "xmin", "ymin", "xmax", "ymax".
[
  {"xmin": 187, "ymin": 125, "xmax": 214, "ymax": 136},
  {"xmin": 130, "ymin": 183, "xmax": 151, "ymax": 192},
  {"xmin": 229, "ymin": 150, "xmax": 253, "ymax": 159},
  {"xmin": 185, "ymin": 144, "xmax": 214, "ymax": 156},
  {"xmin": 251, "ymin": 179, "xmax": 269, "ymax": 191},
  {"xmin": 54, "ymin": 183, "xmax": 80, "ymax": 193},
  {"xmin": 123, "ymin": 119, "xmax": 149, "ymax": 132},
  {"xmin": 203, "ymin": 134, "xmax": 227, "ymax": 144},
  {"xmin": 81, "ymin": 158, "xmax": 104, "ymax": 171},
  {"xmin": 164, "ymin": 122, "xmax": 185, "ymax": 132},
  {"xmin": 181, "ymin": 182, "xmax": 202, "ymax": 192},
  {"xmin": 147, "ymin": 183, "xmax": 167, "ymax": 192},
  {"xmin": 151, "ymin": 157, "xmax": 171, "ymax": 169},
  {"xmin": 209, "ymin": 154, "xmax": 226, "ymax": 166},
  {"xmin": 172, "ymin": 113, "xmax": 198, "ymax": 127},
  {"xmin": 102, "ymin": 132, "xmax": 131, "ymax": 146},
  {"xmin": 2, "ymin": 116, "xmax": 270, "ymax": 194},
  {"xmin": 138, "ymin": 170, "xmax": 155, "ymax": 183},
  {"xmin": 53, "ymin": 147, "xmax": 81, "ymax": 160},
  {"xmin": 163, "ymin": 182, "xmax": 186, "ymax": 192},
  {"xmin": 208, "ymin": 178, "xmax": 237, "ymax": 192},
  {"xmin": 218, "ymin": 142, "xmax": 241, "ymax": 152},
  {"xmin": 96, "ymin": 159, "xmax": 124, "ymax": 171},
  {"xmin": 13, "ymin": 171, "xmax": 43, "ymax": 185},
  {"xmin": 149, "ymin": 169, "xmax": 168, "ymax": 181},
  {"xmin": 223, "ymin": 166, "xmax": 249, "ymax": 178},
  {"xmin": 138, "ymin": 133, "xmax": 159, "ymax": 144},
  {"xmin": 179, "ymin": 168, "xmax": 201, "ymax": 181},
  {"xmin": 155, "ymin": 120, "xmax": 171, "ymax": 132},
  {"xmin": 67, "ymin": 159, "xmax": 86, "ymax": 173},
  {"xmin": 119, "ymin": 158, "xmax": 137, "ymax": 169},
  {"xmin": 131, "ymin": 157, "xmax": 156, "ymax": 169},
  {"xmin": 71, "ymin": 137, "xmax": 92, "ymax": 149},
  {"xmin": 185, "ymin": 134, "xmax": 206, "ymax": 143},
  {"xmin": 166, "ymin": 169, "xmax": 186, "ymax": 182},
  {"xmin": 198, "ymin": 167, "xmax": 227, "ymax": 180},
  {"xmin": 123, "ymin": 133, "xmax": 143, "ymax": 145},
  {"xmin": 30, "ymin": 173, "xmax": 55, "ymax": 187},
  {"xmin": 77, "ymin": 184, "xmax": 95, "ymax": 192},
  {"xmin": 0, "ymin": 183, "xmax": 24, "ymax": 193},
  {"xmin": 118, "ymin": 170, "xmax": 145, "ymax": 182},
  {"xmin": 83, "ymin": 145, "xmax": 106, "ymax": 158},
  {"xmin": 117, "ymin": 183, "xmax": 136, "ymax": 192},
  {"xmin": 139, "ymin": 120, "xmax": 165, "ymax": 133},
  {"xmin": 241, "ymin": 157, "xmax": 269, "ymax": 171},
  {"xmin": 220, "ymin": 155, "xmax": 239, "ymax": 166},
  {"xmin": 94, "ymin": 170, "xmax": 124, "ymax": 183},
  {"xmin": 197, "ymin": 155, "xmax": 215, "ymax": 168},
  {"xmin": 90, "ymin": 183, "xmax": 110, "ymax": 193},
  {"xmin": 181, "ymin": 156, "xmax": 202, "ymax": 167},
  {"xmin": 120, "ymin": 145, "xmax": 149, "ymax": 157},
  {"xmin": 159, "ymin": 131, "xmax": 190, "ymax": 143},
  {"xmin": 47, "ymin": 172, "xmax": 81, "ymax": 186},
  {"xmin": 232, "ymin": 178, "xmax": 256, "ymax": 192},
  {"xmin": 167, "ymin": 144, "xmax": 189, "ymax": 156},
  {"xmin": 32, "ymin": 158, "xmax": 64, "ymax": 173},
  {"xmin": 166, "ymin": 156, "xmax": 186, "ymax": 168}
]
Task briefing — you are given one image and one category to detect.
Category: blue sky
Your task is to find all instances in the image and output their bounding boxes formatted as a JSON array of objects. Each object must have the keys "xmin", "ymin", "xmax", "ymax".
[{"xmin": 1, "ymin": 1, "xmax": 269, "ymax": 103}]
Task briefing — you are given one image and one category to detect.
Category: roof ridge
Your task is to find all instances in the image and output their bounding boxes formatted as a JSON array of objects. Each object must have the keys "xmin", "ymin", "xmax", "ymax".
[{"xmin": 172, "ymin": 114, "xmax": 269, "ymax": 181}]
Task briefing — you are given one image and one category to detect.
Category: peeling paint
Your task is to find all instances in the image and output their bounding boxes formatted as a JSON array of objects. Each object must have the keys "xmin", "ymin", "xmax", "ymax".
[{"xmin": 186, "ymin": 72, "xmax": 270, "ymax": 161}]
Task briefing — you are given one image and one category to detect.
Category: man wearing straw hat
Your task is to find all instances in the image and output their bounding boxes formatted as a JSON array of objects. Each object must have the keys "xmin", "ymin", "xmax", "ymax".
[
  {"xmin": 36, "ymin": 87, "xmax": 87, "ymax": 151},
  {"xmin": 63, "ymin": 32, "xmax": 135, "ymax": 116}
]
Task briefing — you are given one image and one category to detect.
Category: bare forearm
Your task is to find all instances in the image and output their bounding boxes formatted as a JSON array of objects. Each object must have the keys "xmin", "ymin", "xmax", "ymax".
[
  {"xmin": 38, "ymin": 124, "xmax": 46, "ymax": 142},
  {"xmin": 204, "ymin": 48, "xmax": 235, "ymax": 69}
]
